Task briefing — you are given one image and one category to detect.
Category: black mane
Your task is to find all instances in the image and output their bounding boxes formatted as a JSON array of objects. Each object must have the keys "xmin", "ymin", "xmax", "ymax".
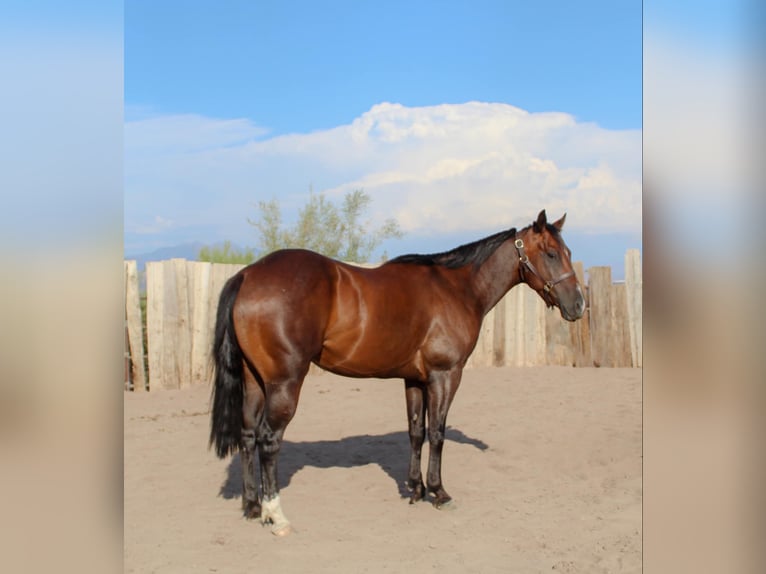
[{"xmin": 389, "ymin": 227, "xmax": 519, "ymax": 269}]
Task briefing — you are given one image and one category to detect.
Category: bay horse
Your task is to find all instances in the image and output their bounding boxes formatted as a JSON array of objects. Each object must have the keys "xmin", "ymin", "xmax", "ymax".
[{"xmin": 209, "ymin": 209, "xmax": 584, "ymax": 535}]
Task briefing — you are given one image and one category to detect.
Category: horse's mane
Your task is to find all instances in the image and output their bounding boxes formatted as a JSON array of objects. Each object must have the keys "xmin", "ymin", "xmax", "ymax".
[{"xmin": 388, "ymin": 227, "xmax": 519, "ymax": 270}]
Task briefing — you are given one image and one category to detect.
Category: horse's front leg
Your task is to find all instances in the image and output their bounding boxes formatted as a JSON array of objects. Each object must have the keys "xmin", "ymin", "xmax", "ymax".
[
  {"xmin": 425, "ymin": 368, "xmax": 462, "ymax": 509},
  {"xmin": 404, "ymin": 379, "xmax": 427, "ymax": 503}
]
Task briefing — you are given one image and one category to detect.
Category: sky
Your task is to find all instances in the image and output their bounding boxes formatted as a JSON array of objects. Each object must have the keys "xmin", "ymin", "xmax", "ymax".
[{"xmin": 124, "ymin": 1, "xmax": 644, "ymax": 274}]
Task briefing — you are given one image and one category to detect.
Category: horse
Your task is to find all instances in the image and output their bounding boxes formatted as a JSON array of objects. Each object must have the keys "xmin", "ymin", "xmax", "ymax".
[{"xmin": 209, "ymin": 209, "xmax": 585, "ymax": 535}]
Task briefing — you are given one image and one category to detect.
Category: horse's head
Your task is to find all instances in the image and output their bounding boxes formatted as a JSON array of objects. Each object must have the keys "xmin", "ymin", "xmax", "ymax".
[{"xmin": 516, "ymin": 210, "xmax": 585, "ymax": 322}]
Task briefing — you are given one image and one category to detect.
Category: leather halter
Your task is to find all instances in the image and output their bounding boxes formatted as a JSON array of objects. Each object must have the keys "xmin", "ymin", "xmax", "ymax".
[{"xmin": 514, "ymin": 237, "xmax": 575, "ymax": 307}]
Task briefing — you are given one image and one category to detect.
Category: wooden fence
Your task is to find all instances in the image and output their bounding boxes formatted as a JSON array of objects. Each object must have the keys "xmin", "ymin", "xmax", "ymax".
[{"xmin": 124, "ymin": 250, "xmax": 641, "ymax": 391}]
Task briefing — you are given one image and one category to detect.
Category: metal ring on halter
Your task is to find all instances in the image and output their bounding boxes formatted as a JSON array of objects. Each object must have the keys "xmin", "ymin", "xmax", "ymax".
[{"xmin": 514, "ymin": 239, "xmax": 529, "ymax": 264}]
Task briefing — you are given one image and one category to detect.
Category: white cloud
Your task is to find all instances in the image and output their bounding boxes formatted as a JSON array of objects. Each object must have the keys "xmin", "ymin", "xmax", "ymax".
[
  {"xmin": 316, "ymin": 102, "xmax": 640, "ymax": 233},
  {"xmin": 125, "ymin": 113, "xmax": 268, "ymax": 157},
  {"xmin": 125, "ymin": 101, "xmax": 641, "ymax": 250}
]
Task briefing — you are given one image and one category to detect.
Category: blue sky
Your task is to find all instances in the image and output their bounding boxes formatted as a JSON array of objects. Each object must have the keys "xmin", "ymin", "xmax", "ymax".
[
  {"xmin": 125, "ymin": 1, "xmax": 643, "ymax": 275},
  {"xmin": 126, "ymin": 1, "xmax": 641, "ymax": 133}
]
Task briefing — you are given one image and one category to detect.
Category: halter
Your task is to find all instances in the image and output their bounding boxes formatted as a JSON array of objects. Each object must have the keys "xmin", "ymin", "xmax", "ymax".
[{"xmin": 514, "ymin": 237, "xmax": 575, "ymax": 307}]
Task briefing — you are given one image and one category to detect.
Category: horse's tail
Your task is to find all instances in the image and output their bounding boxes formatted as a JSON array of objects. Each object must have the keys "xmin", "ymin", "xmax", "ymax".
[{"xmin": 209, "ymin": 272, "xmax": 246, "ymax": 459}]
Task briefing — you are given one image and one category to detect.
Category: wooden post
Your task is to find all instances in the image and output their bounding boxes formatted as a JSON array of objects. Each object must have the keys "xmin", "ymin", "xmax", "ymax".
[
  {"xmin": 502, "ymin": 287, "xmax": 523, "ymax": 366},
  {"xmin": 144, "ymin": 259, "xmax": 192, "ymax": 391},
  {"xmin": 545, "ymin": 308, "xmax": 575, "ymax": 366},
  {"xmin": 492, "ymin": 297, "xmax": 506, "ymax": 366},
  {"xmin": 517, "ymin": 286, "xmax": 545, "ymax": 366},
  {"xmin": 158, "ymin": 260, "xmax": 181, "ymax": 390},
  {"xmin": 610, "ymin": 282, "xmax": 632, "ymax": 367},
  {"xmin": 527, "ymin": 286, "xmax": 547, "ymax": 366},
  {"xmin": 625, "ymin": 249, "xmax": 642, "ymax": 367},
  {"xmin": 124, "ymin": 260, "xmax": 147, "ymax": 391},
  {"xmin": 172, "ymin": 259, "xmax": 192, "ymax": 389},
  {"xmin": 501, "ymin": 285, "xmax": 546, "ymax": 366},
  {"xmin": 467, "ymin": 306, "xmax": 495, "ymax": 368},
  {"xmin": 570, "ymin": 261, "xmax": 592, "ymax": 367},
  {"xmin": 190, "ymin": 261, "xmax": 213, "ymax": 385},
  {"xmin": 588, "ymin": 266, "xmax": 612, "ymax": 367},
  {"xmin": 145, "ymin": 261, "xmax": 164, "ymax": 390}
]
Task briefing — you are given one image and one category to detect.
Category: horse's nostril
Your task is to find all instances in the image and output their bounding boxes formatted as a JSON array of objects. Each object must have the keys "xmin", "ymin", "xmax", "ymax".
[{"xmin": 574, "ymin": 297, "xmax": 585, "ymax": 316}]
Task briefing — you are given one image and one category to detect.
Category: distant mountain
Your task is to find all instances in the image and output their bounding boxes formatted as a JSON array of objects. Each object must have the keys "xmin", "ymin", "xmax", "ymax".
[
  {"xmin": 125, "ymin": 241, "xmax": 260, "ymax": 271},
  {"xmin": 125, "ymin": 242, "xmax": 206, "ymax": 271}
]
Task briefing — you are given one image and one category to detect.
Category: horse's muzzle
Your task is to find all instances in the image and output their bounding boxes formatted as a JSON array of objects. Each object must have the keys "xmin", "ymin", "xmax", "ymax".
[{"xmin": 558, "ymin": 286, "xmax": 585, "ymax": 322}]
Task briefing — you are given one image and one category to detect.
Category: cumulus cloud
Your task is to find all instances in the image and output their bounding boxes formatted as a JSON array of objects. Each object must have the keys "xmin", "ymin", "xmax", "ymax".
[
  {"xmin": 125, "ymin": 101, "xmax": 640, "ymax": 252},
  {"xmin": 318, "ymin": 103, "xmax": 640, "ymax": 233}
]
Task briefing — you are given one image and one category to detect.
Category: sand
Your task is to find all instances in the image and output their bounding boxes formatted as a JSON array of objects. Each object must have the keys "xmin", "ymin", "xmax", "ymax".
[{"xmin": 124, "ymin": 366, "xmax": 641, "ymax": 573}]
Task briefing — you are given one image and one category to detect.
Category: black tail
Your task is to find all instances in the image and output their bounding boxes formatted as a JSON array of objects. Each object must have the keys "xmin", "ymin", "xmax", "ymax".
[{"xmin": 209, "ymin": 272, "xmax": 246, "ymax": 459}]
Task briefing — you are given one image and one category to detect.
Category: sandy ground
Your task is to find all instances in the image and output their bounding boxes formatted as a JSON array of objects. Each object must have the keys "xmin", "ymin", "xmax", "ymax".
[{"xmin": 124, "ymin": 366, "xmax": 641, "ymax": 573}]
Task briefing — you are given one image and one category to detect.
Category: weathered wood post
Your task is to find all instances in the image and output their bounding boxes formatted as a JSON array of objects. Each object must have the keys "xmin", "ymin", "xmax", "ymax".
[
  {"xmin": 124, "ymin": 260, "xmax": 147, "ymax": 390},
  {"xmin": 587, "ymin": 266, "xmax": 612, "ymax": 367},
  {"xmin": 625, "ymin": 249, "xmax": 642, "ymax": 367}
]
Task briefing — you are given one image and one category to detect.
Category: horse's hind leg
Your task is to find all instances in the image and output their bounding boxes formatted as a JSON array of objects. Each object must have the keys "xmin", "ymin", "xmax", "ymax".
[
  {"xmin": 241, "ymin": 366, "xmax": 264, "ymax": 519},
  {"xmin": 404, "ymin": 379, "xmax": 427, "ymax": 503},
  {"xmin": 257, "ymin": 377, "xmax": 304, "ymax": 536}
]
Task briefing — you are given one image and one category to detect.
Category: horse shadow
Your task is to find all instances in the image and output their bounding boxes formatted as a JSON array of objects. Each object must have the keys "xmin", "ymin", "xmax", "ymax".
[{"xmin": 218, "ymin": 427, "xmax": 489, "ymax": 500}]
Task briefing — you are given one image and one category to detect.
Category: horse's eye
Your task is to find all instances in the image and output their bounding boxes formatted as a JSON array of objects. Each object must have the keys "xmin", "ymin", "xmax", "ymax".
[{"xmin": 546, "ymin": 251, "xmax": 557, "ymax": 259}]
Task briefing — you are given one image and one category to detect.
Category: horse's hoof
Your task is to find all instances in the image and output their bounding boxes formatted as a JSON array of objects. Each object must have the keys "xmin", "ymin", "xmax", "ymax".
[
  {"xmin": 434, "ymin": 498, "xmax": 456, "ymax": 511},
  {"xmin": 261, "ymin": 495, "xmax": 292, "ymax": 536},
  {"xmin": 271, "ymin": 523, "xmax": 293, "ymax": 537},
  {"xmin": 409, "ymin": 491, "xmax": 425, "ymax": 505},
  {"xmin": 407, "ymin": 481, "xmax": 426, "ymax": 504}
]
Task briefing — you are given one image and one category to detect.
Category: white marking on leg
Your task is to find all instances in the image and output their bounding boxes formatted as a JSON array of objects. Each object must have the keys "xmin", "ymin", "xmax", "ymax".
[{"xmin": 261, "ymin": 495, "xmax": 292, "ymax": 536}]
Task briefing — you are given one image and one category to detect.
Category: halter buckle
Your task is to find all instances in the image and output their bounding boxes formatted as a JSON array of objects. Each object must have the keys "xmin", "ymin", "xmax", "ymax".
[{"xmin": 514, "ymin": 239, "xmax": 529, "ymax": 263}]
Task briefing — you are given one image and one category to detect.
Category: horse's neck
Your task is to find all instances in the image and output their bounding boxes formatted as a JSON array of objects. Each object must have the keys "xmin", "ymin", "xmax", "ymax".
[{"xmin": 472, "ymin": 235, "xmax": 524, "ymax": 315}]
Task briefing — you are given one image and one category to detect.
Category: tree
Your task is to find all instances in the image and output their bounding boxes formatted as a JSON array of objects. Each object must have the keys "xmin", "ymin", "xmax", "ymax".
[
  {"xmin": 249, "ymin": 189, "xmax": 403, "ymax": 263},
  {"xmin": 198, "ymin": 241, "xmax": 255, "ymax": 264}
]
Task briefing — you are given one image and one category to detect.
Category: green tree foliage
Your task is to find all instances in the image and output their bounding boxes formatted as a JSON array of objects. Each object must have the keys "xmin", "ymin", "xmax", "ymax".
[
  {"xmin": 197, "ymin": 241, "xmax": 255, "ymax": 264},
  {"xmin": 249, "ymin": 189, "xmax": 403, "ymax": 263}
]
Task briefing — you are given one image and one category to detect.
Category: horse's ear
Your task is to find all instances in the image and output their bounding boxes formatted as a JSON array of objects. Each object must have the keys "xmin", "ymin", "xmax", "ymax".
[
  {"xmin": 533, "ymin": 209, "xmax": 547, "ymax": 233},
  {"xmin": 552, "ymin": 213, "xmax": 566, "ymax": 231}
]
